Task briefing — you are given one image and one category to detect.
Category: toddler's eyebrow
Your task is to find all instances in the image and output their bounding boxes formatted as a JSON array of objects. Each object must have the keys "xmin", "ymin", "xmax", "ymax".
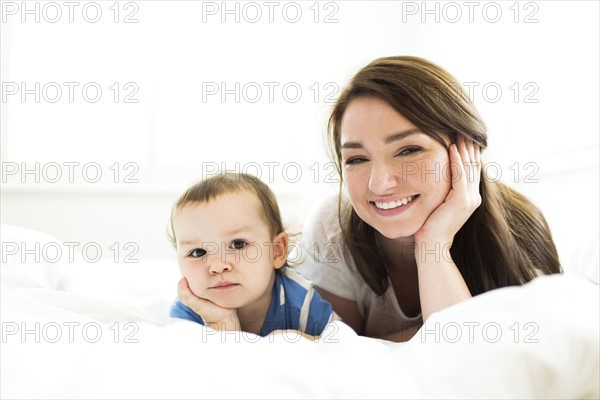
[
  {"xmin": 224, "ymin": 226, "xmax": 254, "ymax": 236},
  {"xmin": 179, "ymin": 239, "xmax": 201, "ymax": 246},
  {"xmin": 178, "ymin": 226, "xmax": 255, "ymax": 245}
]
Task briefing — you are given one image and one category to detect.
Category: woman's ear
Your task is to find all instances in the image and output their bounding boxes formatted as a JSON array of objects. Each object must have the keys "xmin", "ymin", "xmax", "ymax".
[{"xmin": 271, "ymin": 232, "xmax": 289, "ymax": 270}]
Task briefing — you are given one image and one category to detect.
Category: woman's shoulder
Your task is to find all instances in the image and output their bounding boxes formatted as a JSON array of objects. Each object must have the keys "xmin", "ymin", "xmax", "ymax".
[
  {"xmin": 295, "ymin": 192, "xmax": 361, "ymax": 300},
  {"xmin": 303, "ymin": 191, "xmax": 351, "ymax": 242},
  {"xmin": 306, "ymin": 191, "xmax": 340, "ymax": 218}
]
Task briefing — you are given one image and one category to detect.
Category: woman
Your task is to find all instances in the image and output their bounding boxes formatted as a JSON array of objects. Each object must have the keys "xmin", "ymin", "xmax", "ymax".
[{"xmin": 296, "ymin": 56, "xmax": 561, "ymax": 341}]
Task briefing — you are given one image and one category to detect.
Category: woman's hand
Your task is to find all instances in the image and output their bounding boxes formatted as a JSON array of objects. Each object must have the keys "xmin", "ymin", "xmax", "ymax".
[
  {"xmin": 414, "ymin": 136, "xmax": 482, "ymax": 245},
  {"xmin": 177, "ymin": 277, "xmax": 240, "ymax": 331}
]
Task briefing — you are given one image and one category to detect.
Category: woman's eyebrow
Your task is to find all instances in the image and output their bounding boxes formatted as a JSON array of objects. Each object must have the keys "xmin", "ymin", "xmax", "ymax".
[
  {"xmin": 384, "ymin": 128, "xmax": 421, "ymax": 144},
  {"xmin": 341, "ymin": 128, "xmax": 422, "ymax": 149}
]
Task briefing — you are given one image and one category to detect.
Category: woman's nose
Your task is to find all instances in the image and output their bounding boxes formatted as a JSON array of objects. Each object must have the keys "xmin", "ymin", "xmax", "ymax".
[{"xmin": 368, "ymin": 161, "xmax": 399, "ymax": 194}]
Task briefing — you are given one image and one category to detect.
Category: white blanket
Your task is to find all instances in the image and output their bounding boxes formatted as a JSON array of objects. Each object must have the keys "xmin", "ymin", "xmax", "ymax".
[
  {"xmin": 1, "ymin": 225, "xmax": 599, "ymax": 398},
  {"xmin": 1, "ymin": 272, "xmax": 598, "ymax": 399}
]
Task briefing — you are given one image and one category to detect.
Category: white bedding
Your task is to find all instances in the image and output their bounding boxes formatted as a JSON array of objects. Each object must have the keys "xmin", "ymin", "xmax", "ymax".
[{"xmin": 1, "ymin": 225, "xmax": 599, "ymax": 399}]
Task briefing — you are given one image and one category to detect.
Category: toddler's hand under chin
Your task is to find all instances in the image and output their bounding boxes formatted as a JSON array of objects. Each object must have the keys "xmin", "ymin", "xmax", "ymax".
[{"xmin": 177, "ymin": 277, "xmax": 240, "ymax": 330}]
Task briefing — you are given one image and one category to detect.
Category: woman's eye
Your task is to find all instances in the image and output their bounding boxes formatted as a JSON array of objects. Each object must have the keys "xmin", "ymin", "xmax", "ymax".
[
  {"xmin": 397, "ymin": 146, "xmax": 421, "ymax": 156},
  {"xmin": 189, "ymin": 248, "xmax": 207, "ymax": 258},
  {"xmin": 230, "ymin": 240, "xmax": 247, "ymax": 250},
  {"xmin": 344, "ymin": 157, "xmax": 367, "ymax": 165}
]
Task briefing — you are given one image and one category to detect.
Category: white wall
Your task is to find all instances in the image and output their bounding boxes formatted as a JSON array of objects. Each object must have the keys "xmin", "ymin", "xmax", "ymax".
[{"xmin": 1, "ymin": 1, "xmax": 598, "ymax": 273}]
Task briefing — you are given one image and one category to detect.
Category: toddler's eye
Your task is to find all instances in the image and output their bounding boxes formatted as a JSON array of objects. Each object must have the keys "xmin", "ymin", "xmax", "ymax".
[
  {"xmin": 189, "ymin": 248, "xmax": 207, "ymax": 258},
  {"xmin": 230, "ymin": 240, "xmax": 247, "ymax": 250}
]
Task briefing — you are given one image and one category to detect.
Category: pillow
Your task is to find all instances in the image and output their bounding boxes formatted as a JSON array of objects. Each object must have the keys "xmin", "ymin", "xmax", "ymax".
[
  {"xmin": 0, "ymin": 224, "xmax": 77, "ymax": 289},
  {"xmin": 561, "ymin": 229, "xmax": 599, "ymax": 284}
]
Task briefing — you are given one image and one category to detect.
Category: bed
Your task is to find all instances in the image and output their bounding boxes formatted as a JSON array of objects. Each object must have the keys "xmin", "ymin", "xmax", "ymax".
[{"xmin": 1, "ymin": 224, "xmax": 598, "ymax": 399}]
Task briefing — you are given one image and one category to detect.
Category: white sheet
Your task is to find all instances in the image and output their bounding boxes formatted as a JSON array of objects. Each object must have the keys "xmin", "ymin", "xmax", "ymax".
[{"xmin": 1, "ymin": 224, "xmax": 599, "ymax": 398}]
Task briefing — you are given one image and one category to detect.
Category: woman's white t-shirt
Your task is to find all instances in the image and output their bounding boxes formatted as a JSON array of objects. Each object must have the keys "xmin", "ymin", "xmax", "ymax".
[{"xmin": 295, "ymin": 193, "xmax": 422, "ymax": 337}]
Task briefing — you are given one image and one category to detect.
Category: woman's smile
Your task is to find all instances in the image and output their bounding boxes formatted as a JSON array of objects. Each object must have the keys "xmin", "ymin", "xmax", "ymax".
[{"xmin": 371, "ymin": 194, "xmax": 420, "ymax": 216}]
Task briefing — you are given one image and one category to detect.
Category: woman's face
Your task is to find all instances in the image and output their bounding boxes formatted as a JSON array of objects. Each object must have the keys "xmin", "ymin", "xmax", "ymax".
[{"xmin": 340, "ymin": 96, "xmax": 452, "ymax": 240}]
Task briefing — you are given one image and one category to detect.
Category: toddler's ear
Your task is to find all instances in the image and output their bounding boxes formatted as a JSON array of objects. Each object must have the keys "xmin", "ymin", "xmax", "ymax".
[{"xmin": 272, "ymin": 232, "xmax": 289, "ymax": 270}]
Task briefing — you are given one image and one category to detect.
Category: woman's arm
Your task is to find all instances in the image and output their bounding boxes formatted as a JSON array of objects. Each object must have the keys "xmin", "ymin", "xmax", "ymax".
[
  {"xmin": 414, "ymin": 137, "xmax": 480, "ymax": 321},
  {"xmin": 414, "ymin": 246, "xmax": 472, "ymax": 322}
]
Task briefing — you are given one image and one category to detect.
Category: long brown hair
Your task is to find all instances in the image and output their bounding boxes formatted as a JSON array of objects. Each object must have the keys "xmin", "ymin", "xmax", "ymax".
[{"xmin": 328, "ymin": 56, "xmax": 561, "ymax": 296}]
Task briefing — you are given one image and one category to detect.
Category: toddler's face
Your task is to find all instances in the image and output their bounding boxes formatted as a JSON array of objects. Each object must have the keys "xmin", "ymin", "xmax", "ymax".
[{"xmin": 172, "ymin": 191, "xmax": 286, "ymax": 310}]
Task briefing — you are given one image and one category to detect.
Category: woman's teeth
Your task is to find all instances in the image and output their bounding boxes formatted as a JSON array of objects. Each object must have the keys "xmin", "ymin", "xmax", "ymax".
[{"xmin": 374, "ymin": 195, "xmax": 416, "ymax": 210}]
